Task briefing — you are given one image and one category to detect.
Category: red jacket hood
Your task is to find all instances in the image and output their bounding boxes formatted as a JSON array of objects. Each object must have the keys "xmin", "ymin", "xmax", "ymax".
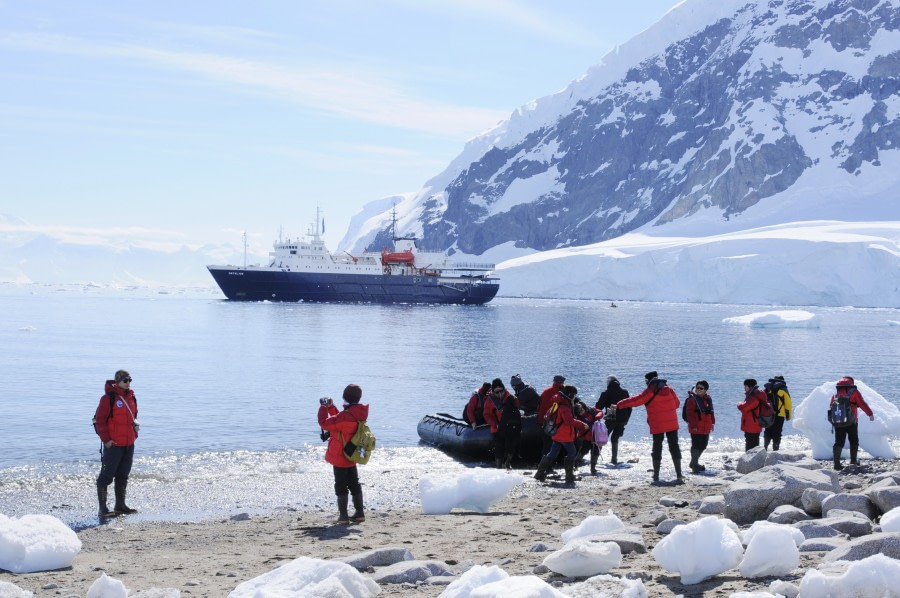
[{"xmin": 344, "ymin": 403, "xmax": 369, "ymax": 420}]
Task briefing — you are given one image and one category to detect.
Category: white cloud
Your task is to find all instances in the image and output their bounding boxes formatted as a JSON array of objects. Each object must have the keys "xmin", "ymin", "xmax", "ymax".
[{"xmin": 0, "ymin": 32, "xmax": 507, "ymax": 138}]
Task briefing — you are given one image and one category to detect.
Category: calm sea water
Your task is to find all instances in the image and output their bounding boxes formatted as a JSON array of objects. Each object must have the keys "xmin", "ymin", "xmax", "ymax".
[{"xmin": 2, "ymin": 286, "xmax": 898, "ymax": 526}]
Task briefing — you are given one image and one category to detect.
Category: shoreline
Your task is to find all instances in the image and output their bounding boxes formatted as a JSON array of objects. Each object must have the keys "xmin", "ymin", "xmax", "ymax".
[{"xmin": 4, "ymin": 453, "xmax": 883, "ymax": 597}]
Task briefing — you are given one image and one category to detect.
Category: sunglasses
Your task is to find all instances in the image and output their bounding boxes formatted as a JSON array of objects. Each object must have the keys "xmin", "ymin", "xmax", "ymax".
[{"xmin": 120, "ymin": 377, "xmax": 132, "ymax": 383}]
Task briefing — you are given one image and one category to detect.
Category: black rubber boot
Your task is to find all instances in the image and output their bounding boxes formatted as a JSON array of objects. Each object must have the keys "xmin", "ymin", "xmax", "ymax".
[
  {"xmin": 764, "ymin": 438, "xmax": 770, "ymax": 451},
  {"xmin": 689, "ymin": 449, "xmax": 701, "ymax": 474},
  {"xmin": 610, "ymin": 443, "xmax": 618, "ymax": 466},
  {"xmin": 773, "ymin": 439, "xmax": 780, "ymax": 451},
  {"xmin": 590, "ymin": 450, "xmax": 598, "ymax": 475},
  {"xmin": 564, "ymin": 458, "xmax": 576, "ymax": 485},
  {"xmin": 494, "ymin": 456, "xmax": 504, "ymax": 469},
  {"xmin": 651, "ymin": 456, "xmax": 661, "ymax": 484},
  {"xmin": 673, "ymin": 457, "xmax": 684, "ymax": 485},
  {"xmin": 97, "ymin": 486, "xmax": 118, "ymax": 518},
  {"xmin": 534, "ymin": 457, "xmax": 553, "ymax": 481},
  {"xmin": 334, "ymin": 495, "xmax": 350, "ymax": 524},
  {"xmin": 113, "ymin": 480, "xmax": 138, "ymax": 514},
  {"xmin": 503, "ymin": 455, "xmax": 513, "ymax": 470},
  {"xmin": 350, "ymin": 491, "xmax": 365, "ymax": 522},
  {"xmin": 833, "ymin": 446, "xmax": 844, "ymax": 471},
  {"xmin": 850, "ymin": 445, "xmax": 859, "ymax": 466}
]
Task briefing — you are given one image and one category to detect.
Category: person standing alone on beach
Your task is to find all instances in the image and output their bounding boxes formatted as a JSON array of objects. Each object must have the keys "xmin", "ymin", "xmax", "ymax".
[
  {"xmin": 318, "ymin": 384, "xmax": 369, "ymax": 524},
  {"xmin": 94, "ymin": 369, "xmax": 139, "ymax": 518},
  {"xmin": 616, "ymin": 371, "xmax": 683, "ymax": 485}
]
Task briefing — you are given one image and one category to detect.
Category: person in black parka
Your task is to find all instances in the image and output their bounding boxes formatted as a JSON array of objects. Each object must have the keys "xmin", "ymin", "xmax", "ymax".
[{"xmin": 595, "ymin": 375, "xmax": 631, "ymax": 466}]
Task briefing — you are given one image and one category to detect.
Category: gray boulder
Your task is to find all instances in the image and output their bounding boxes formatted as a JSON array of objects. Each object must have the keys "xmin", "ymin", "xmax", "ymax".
[
  {"xmin": 659, "ymin": 496, "xmax": 688, "ymax": 508},
  {"xmin": 872, "ymin": 472, "xmax": 900, "ymax": 485},
  {"xmin": 799, "ymin": 537, "xmax": 849, "ymax": 552},
  {"xmin": 725, "ymin": 465, "xmax": 839, "ymax": 524},
  {"xmin": 792, "ymin": 520, "xmax": 849, "ymax": 540},
  {"xmin": 656, "ymin": 519, "xmax": 687, "ymax": 534},
  {"xmin": 768, "ymin": 505, "xmax": 812, "ymax": 524},
  {"xmin": 801, "ymin": 488, "xmax": 835, "ymax": 516},
  {"xmin": 821, "ymin": 493, "xmax": 877, "ymax": 520},
  {"xmin": 823, "ymin": 532, "xmax": 900, "ymax": 562},
  {"xmin": 371, "ymin": 560, "xmax": 454, "ymax": 584},
  {"xmin": 582, "ymin": 529, "xmax": 646, "ymax": 554},
  {"xmin": 631, "ymin": 509, "xmax": 668, "ymax": 527},
  {"xmin": 336, "ymin": 547, "xmax": 414, "ymax": 570},
  {"xmin": 817, "ymin": 514, "xmax": 874, "ymax": 537},
  {"xmin": 698, "ymin": 495, "xmax": 725, "ymax": 515},
  {"xmin": 864, "ymin": 486, "xmax": 900, "ymax": 515},
  {"xmin": 736, "ymin": 447, "xmax": 768, "ymax": 474}
]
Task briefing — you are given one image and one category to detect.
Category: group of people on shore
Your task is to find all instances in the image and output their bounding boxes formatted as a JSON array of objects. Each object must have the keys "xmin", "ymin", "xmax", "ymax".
[{"xmin": 462, "ymin": 371, "xmax": 877, "ymax": 486}]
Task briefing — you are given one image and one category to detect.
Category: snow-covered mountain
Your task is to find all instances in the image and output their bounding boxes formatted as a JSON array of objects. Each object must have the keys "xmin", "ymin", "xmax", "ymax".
[{"xmin": 337, "ymin": 0, "xmax": 900, "ymax": 307}]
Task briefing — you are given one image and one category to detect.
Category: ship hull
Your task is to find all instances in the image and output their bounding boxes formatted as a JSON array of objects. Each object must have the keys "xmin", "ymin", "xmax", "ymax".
[{"xmin": 207, "ymin": 266, "xmax": 499, "ymax": 304}]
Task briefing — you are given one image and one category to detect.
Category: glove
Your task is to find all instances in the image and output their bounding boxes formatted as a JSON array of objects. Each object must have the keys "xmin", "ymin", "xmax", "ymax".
[
  {"xmin": 785, "ymin": 410, "xmax": 790, "ymax": 420},
  {"xmin": 319, "ymin": 397, "xmax": 333, "ymax": 407}
]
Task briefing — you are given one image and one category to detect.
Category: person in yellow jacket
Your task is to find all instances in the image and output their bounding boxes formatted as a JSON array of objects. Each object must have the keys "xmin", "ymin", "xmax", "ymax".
[{"xmin": 763, "ymin": 375, "xmax": 793, "ymax": 451}]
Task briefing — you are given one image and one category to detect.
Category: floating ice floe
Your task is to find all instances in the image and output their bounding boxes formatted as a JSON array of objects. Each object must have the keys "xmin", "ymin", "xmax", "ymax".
[
  {"xmin": 228, "ymin": 556, "xmax": 380, "ymax": 597},
  {"xmin": 792, "ymin": 379, "xmax": 900, "ymax": 459},
  {"xmin": 799, "ymin": 554, "xmax": 900, "ymax": 595},
  {"xmin": 888, "ymin": 320, "xmax": 899, "ymax": 326},
  {"xmin": 419, "ymin": 468, "xmax": 524, "ymax": 515},
  {"xmin": 652, "ymin": 516, "xmax": 743, "ymax": 585},
  {"xmin": 722, "ymin": 309, "xmax": 821, "ymax": 328},
  {"xmin": 0, "ymin": 513, "xmax": 81, "ymax": 574}
]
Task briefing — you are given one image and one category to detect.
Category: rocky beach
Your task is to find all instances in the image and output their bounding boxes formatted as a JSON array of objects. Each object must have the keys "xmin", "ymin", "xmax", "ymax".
[{"xmin": 5, "ymin": 448, "xmax": 900, "ymax": 597}]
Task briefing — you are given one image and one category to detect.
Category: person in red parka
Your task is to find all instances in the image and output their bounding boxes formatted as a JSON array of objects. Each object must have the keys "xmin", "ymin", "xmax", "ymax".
[
  {"xmin": 318, "ymin": 384, "xmax": 369, "ymax": 524},
  {"xmin": 684, "ymin": 380, "xmax": 715, "ymax": 474},
  {"xmin": 573, "ymin": 398, "xmax": 601, "ymax": 475},
  {"xmin": 463, "ymin": 382, "xmax": 491, "ymax": 429},
  {"xmin": 537, "ymin": 375, "xmax": 567, "ymax": 458},
  {"xmin": 737, "ymin": 378, "xmax": 766, "ymax": 451},
  {"xmin": 616, "ymin": 371, "xmax": 683, "ymax": 485},
  {"xmin": 483, "ymin": 378, "xmax": 523, "ymax": 469},
  {"xmin": 534, "ymin": 385, "xmax": 588, "ymax": 484},
  {"xmin": 94, "ymin": 369, "xmax": 139, "ymax": 518},
  {"xmin": 831, "ymin": 376, "xmax": 875, "ymax": 470}
]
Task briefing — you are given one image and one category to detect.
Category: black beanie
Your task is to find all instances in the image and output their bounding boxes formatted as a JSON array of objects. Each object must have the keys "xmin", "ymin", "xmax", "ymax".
[
  {"xmin": 696, "ymin": 380, "xmax": 709, "ymax": 390},
  {"xmin": 480, "ymin": 382, "xmax": 492, "ymax": 393},
  {"xmin": 644, "ymin": 371, "xmax": 658, "ymax": 382},
  {"xmin": 342, "ymin": 384, "xmax": 362, "ymax": 404},
  {"xmin": 492, "ymin": 378, "xmax": 505, "ymax": 391},
  {"xmin": 743, "ymin": 378, "xmax": 757, "ymax": 388}
]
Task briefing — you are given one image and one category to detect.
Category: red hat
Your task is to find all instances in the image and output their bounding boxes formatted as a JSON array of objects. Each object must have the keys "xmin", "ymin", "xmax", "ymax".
[{"xmin": 836, "ymin": 376, "xmax": 855, "ymax": 388}]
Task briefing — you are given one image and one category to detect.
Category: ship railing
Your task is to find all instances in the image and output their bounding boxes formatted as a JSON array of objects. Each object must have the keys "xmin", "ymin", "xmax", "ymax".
[{"xmin": 441, "ymin": 262, "xmax": 495, "ymax": 270}]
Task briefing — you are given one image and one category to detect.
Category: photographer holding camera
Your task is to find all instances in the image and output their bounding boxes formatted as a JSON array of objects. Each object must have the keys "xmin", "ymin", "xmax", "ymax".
[{"xmin": 317, "ymin": 384, "xmax": 368, "ymax": 524}]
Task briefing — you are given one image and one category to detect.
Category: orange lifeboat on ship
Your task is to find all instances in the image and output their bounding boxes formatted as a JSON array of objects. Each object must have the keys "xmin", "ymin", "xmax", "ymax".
[{"xmin": 381, "ymin": 249, "xmax": 415, "ymax": 267}]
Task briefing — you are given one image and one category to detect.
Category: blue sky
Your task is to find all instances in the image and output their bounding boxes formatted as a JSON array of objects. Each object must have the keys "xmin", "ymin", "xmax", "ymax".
[{"xmin": 0, "ymin": 0, "xmax": 678, "ymax": 252}]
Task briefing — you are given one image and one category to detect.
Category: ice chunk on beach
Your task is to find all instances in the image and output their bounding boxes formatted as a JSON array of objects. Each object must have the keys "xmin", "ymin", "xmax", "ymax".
[
  {"xmin": 722, "ymin": 310, "xmax": 820, "ymax": 328},
  {"xmin": 561, "ymin": 510, "xmax": 625, "ymax": 544},
  {"xmin": 881, "ymin": 507, "xmax": 900, "ymax": 533},
  {"xmin": 439, "ymin": 565, "xmax": 508, "ymax": 598},
  {"xmin": 86, "ymin": 573, "xmax": 128, "ymax": 598},
  {"xmin": 228, "ymin": 556, "xmax": 380, "ymax": 598},
  {"xmin": 799, "ymin": 553, "xmax": 900, "ymax": 596},
  {"xmin": 739, "ymin": 521, "xmax": 804, "ymax": 548},
  {"xmin": 468, "ymin": 575, "xmax": 566, "ymax": 597},
  {"xmin": 419, "ymin": 469, "xmax": 525, "ymax": 515},
  {"xmin": 0, "ymin": 514, "xmax": 81, "ymax": 574},
  {"xmin": 792, "ymin": 379, "xmax": 900, "ymax": 459},
  {"xmin": 542, "ymin": 537, "xmax": 622, "ymax": 577},
  {"xmin": 0, "ymin": 581, "xmax": 33, "ymax": 597},
  {"xmin": 652, "ymin": 516, "xmax": 743, "ymax": 585},
  {"xmin": 739, "ymin": 525, "xmax": 800, "ymax": 578}
]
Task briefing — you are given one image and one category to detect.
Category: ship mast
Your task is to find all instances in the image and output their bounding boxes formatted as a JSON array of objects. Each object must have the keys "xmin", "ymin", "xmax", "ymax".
[{"xmin": 242, "ymin": 231, "xmax": 247, "ymax": 267}]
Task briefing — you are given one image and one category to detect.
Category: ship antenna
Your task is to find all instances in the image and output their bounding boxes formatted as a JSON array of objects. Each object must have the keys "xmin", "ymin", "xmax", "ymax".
[
  {"xmin": 243, "ymin": 231, "xmax": 248, "ymax": 267},
  {"xmin": 391, "ymin": 202, "xmax": 398, "ymax": 242}
]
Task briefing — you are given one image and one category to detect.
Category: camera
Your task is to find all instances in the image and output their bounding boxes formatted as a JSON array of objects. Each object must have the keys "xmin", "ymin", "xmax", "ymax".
[
  {"xmin": 319, "ymin": 397, "xmax": 333, "ymax": 406},
  {"xmin": 132, "ymin": 420, "xmax": 140, "ymax": 434},
  {"xmin": 320, "ymin": 430, "xmax": 331, "ymax": 442}
]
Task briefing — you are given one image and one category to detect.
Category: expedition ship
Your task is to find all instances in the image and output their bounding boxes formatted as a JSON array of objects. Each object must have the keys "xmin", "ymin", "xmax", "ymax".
[{"xmin": 207, "ymin": 213, "xmax": 500, "ymax": 304}]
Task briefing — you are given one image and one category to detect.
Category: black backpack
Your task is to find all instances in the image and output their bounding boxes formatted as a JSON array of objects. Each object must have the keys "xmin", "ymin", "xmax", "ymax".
[
  {"xmin": 498, "ymin": 397, "xmax": 522, "ymax": 432},
  {"xmin": 764, "ymin": 379, "xmax": 787, "ymax": 414},
  {"xmin": 828, "ymin": 390, "xmax": 857, "ymax": 428}
]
